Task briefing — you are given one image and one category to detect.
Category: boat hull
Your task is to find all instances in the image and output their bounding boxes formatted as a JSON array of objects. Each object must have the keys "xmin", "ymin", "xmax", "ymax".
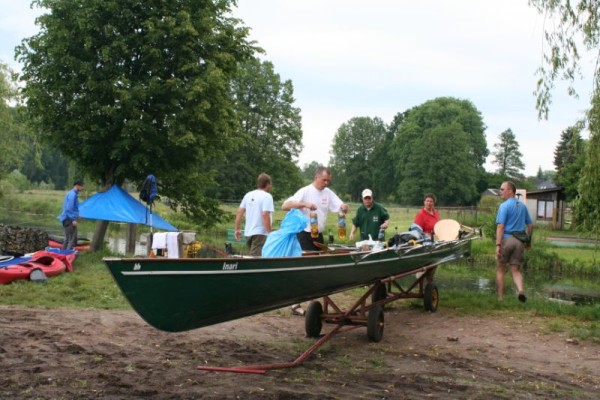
[{"xmin": 104, "ymin": 239, "xmax": 472, "ymax": 332}]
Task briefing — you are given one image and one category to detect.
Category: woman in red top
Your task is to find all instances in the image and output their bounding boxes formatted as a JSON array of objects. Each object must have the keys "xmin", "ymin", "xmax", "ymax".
[{"xmin": 413, "ymin": 193, "xmax": 440, "ymax": 235}]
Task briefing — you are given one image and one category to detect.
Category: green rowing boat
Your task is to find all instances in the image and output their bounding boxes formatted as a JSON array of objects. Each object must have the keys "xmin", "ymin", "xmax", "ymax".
[{"xmin": 104, "ymin": 231, "xmax": 474, "ymax": 333}]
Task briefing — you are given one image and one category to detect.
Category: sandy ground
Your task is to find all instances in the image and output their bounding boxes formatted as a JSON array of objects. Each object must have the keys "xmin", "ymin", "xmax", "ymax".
[{"xmin": 1, "ymin": 304, "xmax": 599, "ymax": 399}]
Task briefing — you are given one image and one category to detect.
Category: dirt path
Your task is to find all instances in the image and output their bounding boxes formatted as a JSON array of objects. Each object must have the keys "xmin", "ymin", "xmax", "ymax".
[{"xmin": 1, "ymin": 305, "xmax": 599, "ymax": 399}]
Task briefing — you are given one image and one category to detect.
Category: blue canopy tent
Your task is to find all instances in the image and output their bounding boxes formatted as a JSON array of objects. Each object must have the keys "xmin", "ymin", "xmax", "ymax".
[{"xmin": 79, "ymin": 185, "xmax": 177, "ymax": 231}]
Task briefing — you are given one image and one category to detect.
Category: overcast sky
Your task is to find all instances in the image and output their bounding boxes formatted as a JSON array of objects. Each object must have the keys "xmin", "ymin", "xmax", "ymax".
[{"xmin": 1, "ymin": 0, "xmax": 594, "ymax": 176}]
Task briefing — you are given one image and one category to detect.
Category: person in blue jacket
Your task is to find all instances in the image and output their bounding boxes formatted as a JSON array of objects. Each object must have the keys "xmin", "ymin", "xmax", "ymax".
[{"xmin": 59, "ymin": 181, "xmax": 84, "ymax": 250}]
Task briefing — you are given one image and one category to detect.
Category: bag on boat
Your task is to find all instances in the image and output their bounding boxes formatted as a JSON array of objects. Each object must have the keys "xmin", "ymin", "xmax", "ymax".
[
  {"xmin": 511, "ymin": 231, "xmax": 531, "ymax": 244},
  {"xmin": 387, "ymin": 223, "xmax": 427, "ymax": 247},
  {"xmin": 262, "ymin": 209, "xmax": 308, "ymax": 258}
]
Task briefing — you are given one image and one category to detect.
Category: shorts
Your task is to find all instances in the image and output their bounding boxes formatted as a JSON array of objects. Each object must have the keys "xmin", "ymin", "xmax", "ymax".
[
  {"xmin": 246, "ymin": 235, "xmax": 267, "ymax": 257},
  {"xmin": 497, "ymin": 236, "xmax": 525, "ymax": 265}
]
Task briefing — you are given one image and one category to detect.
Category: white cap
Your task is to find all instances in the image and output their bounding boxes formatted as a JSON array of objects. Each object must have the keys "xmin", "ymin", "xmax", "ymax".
[{"xmin": 362, "ymin": 189, "xmax": 373, "ymax": 198}]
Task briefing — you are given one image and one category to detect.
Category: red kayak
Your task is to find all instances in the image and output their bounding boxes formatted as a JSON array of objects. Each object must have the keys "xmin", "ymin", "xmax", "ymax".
[
  {"xmin": 47, "ymin": 235, "xmax": 91, "ymax": 251},
  {"xmin": 0, "ymin": 250, "xmax": 76, "ymax": 284}
]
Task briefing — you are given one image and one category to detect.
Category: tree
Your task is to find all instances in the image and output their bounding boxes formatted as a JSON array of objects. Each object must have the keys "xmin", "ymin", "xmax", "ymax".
[
  {"xmin": 329, "ymin": 116, "xmax": 387, "ymax": 200},
  {"xmin": 553, "ymin": 126, "xmax": 586, "ymax": 200},
  {"xmin": 17, "ymin": 0, "xmax": 255, "ymax": 248},
  {"xmin": 0, "ymin": 63, "xmax": 27, "ymax": 188},
  {"xmin": 207, "ymin": 58, "xmax": 304, "ymax": 201},
  {"xmin": 529, "ymin": 1, "xmax": 600, "ymax": 231},
  {"xmin": 370, "ymin": 112, "xmax": 403, "ymax": 201},
  {"xmin": 391, "ymin": 97, "xmax": 489, "ymax": 206},
  {"xmin": 575, "ymin": 97, "xmax": 600, "ymax": 231},
  {"xmin": 491, "ymin": 128, "xmax": 525, "ymax": 179}
]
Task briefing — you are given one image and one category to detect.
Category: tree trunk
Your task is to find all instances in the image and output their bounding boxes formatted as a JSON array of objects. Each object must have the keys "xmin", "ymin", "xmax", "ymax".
[
  {"xmin": 126, "ymin": 223, "xmax": 137, "ymax": 254},
  {"xmin": 90, "ymin": 220, "xmax": 109, "ymax": 252}
]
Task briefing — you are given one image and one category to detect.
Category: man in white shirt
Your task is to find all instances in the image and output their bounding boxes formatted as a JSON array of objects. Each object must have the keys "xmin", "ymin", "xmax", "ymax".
[
  {"xmin": 282, "ymin": 166, "xmax": 348, "ymax": 315},
  {"xmin": 234, "ymin": 173, "xmax": 274, "ymax": 256},
  {"xmin": 282, "ymin": 166, "xmax": 349, "ymax": 250}
]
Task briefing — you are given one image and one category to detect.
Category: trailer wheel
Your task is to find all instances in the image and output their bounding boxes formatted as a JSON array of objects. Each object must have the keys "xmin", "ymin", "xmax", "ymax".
[
  {"xmin": 305, "ymin": 301, "xmax": 323, "ymax": 338},
  {"xmin": 424, "ymin": 283, "xmax": 439, "ymax": 312},
  {"xmin": 371, "ymin": 283, "xmax": 387, "ymax": 303},
  {"xmin": 367, "ymin": 304, "xmax": 384, "ymax": 342}
]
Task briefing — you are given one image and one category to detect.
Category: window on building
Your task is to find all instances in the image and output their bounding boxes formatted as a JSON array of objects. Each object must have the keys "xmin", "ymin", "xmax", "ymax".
[{"xmin": 537, "ymin": 200, "xmax": 553, "ymax": 220}]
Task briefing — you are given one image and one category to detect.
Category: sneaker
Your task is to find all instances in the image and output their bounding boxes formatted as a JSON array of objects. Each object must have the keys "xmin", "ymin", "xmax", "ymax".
[{"xmin": 518, "ymin": 293, "xmax": 527, "ymax": 303}]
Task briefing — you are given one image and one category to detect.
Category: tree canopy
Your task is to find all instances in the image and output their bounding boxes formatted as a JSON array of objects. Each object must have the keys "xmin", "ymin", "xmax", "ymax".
[
  {"xmin": 391, "ymin": 97, "xmax": 489, "ymax": 206},
  {"xmin": 207, "ymin": 57, "xmax": 304, "ymax": 201},
  {"xmin": 17, "ymin": 0, "xmax": 255, "ymax": 226},
  {"xmin": 329, "ymin": 116, "xmax": 387, "ymax": 200}
]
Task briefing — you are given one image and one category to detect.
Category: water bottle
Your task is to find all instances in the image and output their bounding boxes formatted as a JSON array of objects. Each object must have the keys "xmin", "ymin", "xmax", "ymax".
[
  {"xmin": 337, "ymin": 212, "xmax": 346, "ymax": 239},
  {"xmin": 328, "ymin": 230, "xmax": 334, "ymax": 244},
  {"xmin": 310, "ymin": 212, "xmax": 319, "ymax": 239},
  {"xmin": 378, "ymin": 227, "xmax": 385, "ymax": 241}
]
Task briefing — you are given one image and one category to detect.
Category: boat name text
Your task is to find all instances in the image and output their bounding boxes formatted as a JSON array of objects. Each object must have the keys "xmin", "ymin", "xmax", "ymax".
[{"xmin": 223, "ymin": 262, "xmax": 238, "ymax": 270}]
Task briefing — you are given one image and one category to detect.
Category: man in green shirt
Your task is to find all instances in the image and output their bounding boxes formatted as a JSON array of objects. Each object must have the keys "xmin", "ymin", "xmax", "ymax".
[{"xmin": 349, "ymin": 189, "xmax": 390, "ymax": 241}]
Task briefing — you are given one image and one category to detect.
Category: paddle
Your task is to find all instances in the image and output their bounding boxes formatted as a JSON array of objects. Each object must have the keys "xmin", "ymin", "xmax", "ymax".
[{"xmin": 433, "ymin": 219, "xmax": 461, "ymax": 241}]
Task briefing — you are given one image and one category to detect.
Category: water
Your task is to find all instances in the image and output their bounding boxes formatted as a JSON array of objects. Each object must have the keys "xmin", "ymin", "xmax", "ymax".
[
  {"xmin": 434, "ymin": 261, "xmax": 600, "ymax": 304},
  {"xmin": 106, "ymin": 237, "xmax": 148, "ymax": 256}
]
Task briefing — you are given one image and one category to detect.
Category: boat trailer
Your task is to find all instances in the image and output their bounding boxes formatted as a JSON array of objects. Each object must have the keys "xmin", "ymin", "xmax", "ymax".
[{"xmin": 197, "ymin": 261, "xmax": 442, "ymax": 374}]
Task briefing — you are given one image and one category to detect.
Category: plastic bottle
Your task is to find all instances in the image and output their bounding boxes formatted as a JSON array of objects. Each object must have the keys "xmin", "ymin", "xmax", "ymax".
[
  {"xmin": 328, "ymin": 230, "xmax": 334, "ymax": 244},
  {"xmin": 310, "ymin": 212, "xmax": 319, "ymax": 239},
  {"xmin": 378, "ymin": 227, "xmax": 385, "ymax": 241},
  {"xmin": 337, "ymin": 212, "xmax": 346, "ymax": 239}
]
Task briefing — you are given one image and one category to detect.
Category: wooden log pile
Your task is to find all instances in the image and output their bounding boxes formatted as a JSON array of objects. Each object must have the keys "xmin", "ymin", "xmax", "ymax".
[{"xmin": 0, "ymin": 225, "xmax": 49, "ymax": 256}]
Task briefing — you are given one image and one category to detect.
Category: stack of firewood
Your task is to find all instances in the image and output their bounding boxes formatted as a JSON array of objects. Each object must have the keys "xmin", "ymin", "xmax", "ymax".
[{"xmin": 0, "ymin": 225, "xmax": 48, "ymax": 256}]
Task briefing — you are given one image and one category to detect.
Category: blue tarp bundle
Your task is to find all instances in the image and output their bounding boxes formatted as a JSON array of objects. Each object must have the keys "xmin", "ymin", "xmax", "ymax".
[
  {"xmin": 262, "ymin": 209, "xmax": 308, "ymax": 257},
  {"xmin": 79, "ymin": 185, "xmax": 177, "ymax": 231}
]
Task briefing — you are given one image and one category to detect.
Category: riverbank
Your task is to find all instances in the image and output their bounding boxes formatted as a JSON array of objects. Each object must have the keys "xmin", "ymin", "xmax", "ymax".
[{"xmin": 1, "ymin": 305, "xmax": 598, "ymax": 399}]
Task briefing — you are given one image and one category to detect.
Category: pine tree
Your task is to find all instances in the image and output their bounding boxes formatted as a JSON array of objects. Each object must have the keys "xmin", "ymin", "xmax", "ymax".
[{"xmin": 492, "ymin": 129, "xmax": 525, "ymax": 179}]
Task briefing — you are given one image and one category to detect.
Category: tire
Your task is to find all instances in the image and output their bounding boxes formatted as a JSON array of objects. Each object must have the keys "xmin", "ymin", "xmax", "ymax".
[
  {"xmin": 367, "ymin": 304, "xmax": 384, "ymax": 342},
  {"xmin": 424, "ymin": 282, "xmax": 439, "ymax": 312},
  {"xmin": 371, "ymin": 283, "xmax": 387, "ymax": 303},
  {"xmin": 305, "ymin": 301, "xmax": 323, "ymax": 338}
]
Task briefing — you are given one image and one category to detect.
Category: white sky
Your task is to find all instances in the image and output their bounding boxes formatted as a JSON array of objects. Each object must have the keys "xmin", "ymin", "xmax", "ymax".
[{"xmin": 1, "ymin": 0, "xmax": 594, "ymax": 176}]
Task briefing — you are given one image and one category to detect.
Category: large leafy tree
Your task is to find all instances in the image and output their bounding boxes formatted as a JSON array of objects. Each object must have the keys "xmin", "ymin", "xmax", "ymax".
[
  {"xmin": 330, "ymin": 116, "xmax": 387, "ymax": 200},
  {"xmin": 208, "ymin": 58, "xmax": 304, "ymax": 201},
  {"xmin": 17, "ymin": 0, "xmax": 255, "ymax": 235},
  {"xmin": 491, "ymin": 128, "xmax": 525, "ymax": 179},
  {"xmin": 391, "ymin": 97, "xmax": 488, "ymax": 206},
  {"xmin": 529, "ymin": 0, "xmax": 600, "ymax": 231}
]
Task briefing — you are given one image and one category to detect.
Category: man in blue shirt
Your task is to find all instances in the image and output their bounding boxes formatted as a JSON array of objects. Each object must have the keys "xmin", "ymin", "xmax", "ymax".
[
  {"xmin": 495, "ymin": 181, "xmax": 533, "ymax": 302},
  {"xmin": 59, "ymin": 181, "xmax": 84, "ymax": 250}
]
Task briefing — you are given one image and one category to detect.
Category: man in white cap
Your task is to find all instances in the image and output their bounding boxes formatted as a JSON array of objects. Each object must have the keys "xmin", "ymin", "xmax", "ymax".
[{"xmin": 349, "ymin": 188, "xmax": 390, "ymax": 241}]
